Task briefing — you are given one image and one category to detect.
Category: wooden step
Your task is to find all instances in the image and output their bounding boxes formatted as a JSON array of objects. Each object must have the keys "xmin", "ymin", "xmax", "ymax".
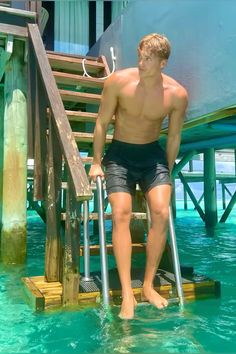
[
  {"xmin": 66, "ymin": 110, "xmax": 98, "ymax": 123},
  {"xmin": 53, "ymin": 71, "xmax": 104, "ymax": 89},
  {"xmin": 61, "ymin": 212, "xmax": 147, "ymax": 221},
  {"xmin": 73, "ymin": 132, "xmax": 113, "ymax": 143},
  {"xmin": 22, "ymin": 271, "xmax": 220, "ymax": 311},
  {"xmin": 47, "ymin": 52, "xmax": 105, "ymax": 74},
  {"xmin": 66, "ymin": 110, "xmax": 115, "ymax": 124},
  {"xmin": 81, "ymin": 156, "xmax": 93, "ymax": 164},
  {"xmin": 59, "ymin": 89, "xmax": 101, "ymax": 105},
  {"xmin": 80, "ymin": 243, "xmax": 146, "ymax": 256}
]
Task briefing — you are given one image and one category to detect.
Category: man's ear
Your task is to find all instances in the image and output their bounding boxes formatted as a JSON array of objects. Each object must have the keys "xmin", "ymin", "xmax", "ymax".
[{"xmin": 160, "ymin": 59, "xmax": 167, "ymax": 69}]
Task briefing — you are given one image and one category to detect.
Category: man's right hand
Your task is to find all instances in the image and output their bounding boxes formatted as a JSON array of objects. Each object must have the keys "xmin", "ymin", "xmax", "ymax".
[{"xmin": 88, "ymin": 163, "xmax": 105, "ymax": 182}]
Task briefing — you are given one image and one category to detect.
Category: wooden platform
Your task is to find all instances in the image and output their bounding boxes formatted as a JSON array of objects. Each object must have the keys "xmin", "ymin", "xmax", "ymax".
[{"xmin": 22, "ymin": 268, "xmax": 220, "ymax": 311}]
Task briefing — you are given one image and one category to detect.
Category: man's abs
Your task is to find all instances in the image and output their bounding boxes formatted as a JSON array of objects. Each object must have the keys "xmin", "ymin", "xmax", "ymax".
[{"xmin": 113, "ymin": 112, "xmax": 165, "ymax": 144}]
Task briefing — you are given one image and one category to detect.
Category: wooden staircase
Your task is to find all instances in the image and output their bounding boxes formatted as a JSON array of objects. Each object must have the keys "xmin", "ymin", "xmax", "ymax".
[{"xmin": 22, "ymin": 23, "xmax": 220, "ymax": 311}]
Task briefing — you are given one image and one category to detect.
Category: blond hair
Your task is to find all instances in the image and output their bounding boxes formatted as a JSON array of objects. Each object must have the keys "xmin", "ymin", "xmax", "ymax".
[{"xmin": 138, "ymin": 33, "xmax": 171, "ymax": 60}]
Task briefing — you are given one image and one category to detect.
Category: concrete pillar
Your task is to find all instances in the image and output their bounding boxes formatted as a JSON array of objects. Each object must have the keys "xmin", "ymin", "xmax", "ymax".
[
  {"xmin": 204, "ymin": 148, "xmax": 217, "ymax": 228},
  {"xmin": 0, "ymin": 40, "xmax": 27, "ymax": 264}
]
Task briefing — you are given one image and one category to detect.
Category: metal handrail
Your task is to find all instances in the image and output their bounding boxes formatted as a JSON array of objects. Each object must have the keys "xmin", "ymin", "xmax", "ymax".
[
  {"xmin": 168, "ymin": 206, "xmax": 184, "ymax": 305},
  {"xmin": 82, "ymin": 200, "xmax": 92, "ymax": 281},
  {"xmin": 96, "ymin": 176, "xmax": 110, "ymax": 305}
]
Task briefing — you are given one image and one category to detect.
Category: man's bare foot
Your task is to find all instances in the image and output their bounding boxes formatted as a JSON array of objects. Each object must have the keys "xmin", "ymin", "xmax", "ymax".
[
  {"xmin": 142, "ymin": 287, "xmax": 168, "ymax": 309},
  {"xmin": 118, "ymin": 295, "xmax": 137, "ymax": 320}
]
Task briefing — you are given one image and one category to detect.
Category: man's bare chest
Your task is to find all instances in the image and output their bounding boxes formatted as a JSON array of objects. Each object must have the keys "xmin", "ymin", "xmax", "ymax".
[{"xmin": 118, "ymin": 87, "xmax": 171, "ymax": 120}]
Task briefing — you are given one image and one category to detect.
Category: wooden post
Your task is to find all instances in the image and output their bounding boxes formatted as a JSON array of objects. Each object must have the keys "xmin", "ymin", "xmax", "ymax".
[
  {"xmin": 222, "ymin": 183, "xmax": 226, "ymax": 209},
  {"xmin": 204, "ymin": 148, "xmax": 218, "ymax": 228},
  {"xmin": 45, "ymin": 115, "xmax": 62, "ymax": 281},
  {"xmin": 0, "ymin": 40, "xmax": 27, "ymax": 264},
  {"xmin": 62, "ymin": 176, "xmax": 80, "ymax": 306},
  {"xmin": 33, "ymin": 69, "xmax": 47, "ymax": 200},
  {"xmin": 183, "ymin": 186, "xmax": 188, "ymax": 210},
  {"xmin": 0, "ymin": 85, "xmax": 4, "ymax": 229}
]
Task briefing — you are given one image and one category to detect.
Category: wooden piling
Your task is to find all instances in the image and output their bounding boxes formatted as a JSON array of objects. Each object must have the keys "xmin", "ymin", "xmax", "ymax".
[
  {"xmin": 204, "ymin": 148, "xmax": 218, "ymax": 227},
  {"xmin": 0, "ymin": 40, "xmax": 27, "ymax": 264},
  {"xmin": 0, "ymin": 85, "xmax": 4, "ymax": 228},
  {"xmin": 45, "ymin": 115, "xmax": 62, "ymax": 281}
]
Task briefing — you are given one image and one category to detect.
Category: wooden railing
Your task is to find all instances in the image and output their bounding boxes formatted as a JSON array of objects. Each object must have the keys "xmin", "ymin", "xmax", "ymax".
[{"xmin": 27, "ymin": 23, "xmax": 92, "ymax": 304}]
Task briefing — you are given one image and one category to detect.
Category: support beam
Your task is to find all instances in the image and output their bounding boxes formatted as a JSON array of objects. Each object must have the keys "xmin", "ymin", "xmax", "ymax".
[
  {"xmin": 204, "ymin": 149, "xmax": 218, "ymax": 228},
  {"xmin": 180, "ymin": 134, "xmax": 236, "ymax": 153},
  {"xmin": 178, "ymin": 171, "xmax": 205, "ymax": 222},
  {"xmin": 220, "ymin": 190, "xmax": 236, "ymax": 223},
  {"xmin": 172, "ymin": 150, "xmax": 197, "ymax": 178},
  {"xmin": 1, "ymin": 40, "xmax": 27, "ymax": 264}
]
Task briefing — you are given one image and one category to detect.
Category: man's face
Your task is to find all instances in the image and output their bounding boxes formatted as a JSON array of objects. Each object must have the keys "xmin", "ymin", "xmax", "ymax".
[{"xmin": 137, "ymin": 49, "xmax": 166, "ymax": 77}]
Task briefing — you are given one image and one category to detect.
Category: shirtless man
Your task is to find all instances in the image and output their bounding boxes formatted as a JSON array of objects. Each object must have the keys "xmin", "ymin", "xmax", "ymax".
[{"xmin": 89, "ymin": 33, "xmax": 188, "ymax": 320}]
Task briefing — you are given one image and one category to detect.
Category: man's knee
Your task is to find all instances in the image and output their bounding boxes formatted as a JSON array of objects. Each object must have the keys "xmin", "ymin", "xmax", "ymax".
[
  {"xmin": 150, "ymin": 205, "xmax": 169, "ymax": 224},
  {"xmin": 112, "ymin": 206, "xmax": 132, "ymax": 226}
]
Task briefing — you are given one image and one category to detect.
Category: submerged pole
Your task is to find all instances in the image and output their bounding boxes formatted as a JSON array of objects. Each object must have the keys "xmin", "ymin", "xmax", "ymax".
[
  {"xmin": 204, "ymin": 148, "xmax": 218, "ymax": 228},
  {"xmin": 168, "ymin": 206, "xmax": 184, "ymax": 306},
  {"xmin": 96, "ymin": 176, "xmax": 110, "ymax": 305},
  {"xmin": 0, "ymin": 40, "xmax": 27, "ymax": 264}
]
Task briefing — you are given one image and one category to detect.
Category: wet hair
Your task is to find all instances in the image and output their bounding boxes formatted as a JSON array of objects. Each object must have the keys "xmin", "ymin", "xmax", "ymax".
[{"xmin": 138, "ymin": 33, "xmax": 171, "ymax": 60}]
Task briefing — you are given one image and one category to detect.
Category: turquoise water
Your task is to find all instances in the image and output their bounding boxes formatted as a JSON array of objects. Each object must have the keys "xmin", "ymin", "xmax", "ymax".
[{"xmin": 0, "ymin": 205, "xmax": 236, "ymax": 353}]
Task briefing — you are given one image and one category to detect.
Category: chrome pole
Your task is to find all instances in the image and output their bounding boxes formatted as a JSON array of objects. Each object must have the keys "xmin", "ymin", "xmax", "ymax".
[
  {"xmin": 82, "ymin": 200, "xmax": 92, "ymax": 281},
  {"xmin": 145, "ymin": 200, "xmax": 151, "ymax": 231},
  {"xmin": 96, "ymin": 176, "xmax": 110, "ymax": 305},
  {"xmin": 168, "ymin": 206, "xmax": 184, "ymax": 306}
]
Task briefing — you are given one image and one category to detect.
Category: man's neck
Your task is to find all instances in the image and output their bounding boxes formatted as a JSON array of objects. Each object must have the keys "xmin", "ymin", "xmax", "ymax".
[{"xmin": 139, "ymin": 72, "xmax": 163, "ymax": 89}]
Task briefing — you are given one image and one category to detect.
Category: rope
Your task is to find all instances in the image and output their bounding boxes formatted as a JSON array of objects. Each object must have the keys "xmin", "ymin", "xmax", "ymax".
[{"xmin": 82, "ymin": 47, "xmax": 116, "ymax": 80}]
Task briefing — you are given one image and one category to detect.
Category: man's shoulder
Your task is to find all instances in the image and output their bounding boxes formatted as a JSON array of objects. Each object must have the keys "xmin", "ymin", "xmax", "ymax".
[
  {"xmin": 163, "ymin": 74, "xmax": 188, "ymax": 101},
  {"xmin": 106, "ymin": 67, "xmax": 138, "ymax": 83}
]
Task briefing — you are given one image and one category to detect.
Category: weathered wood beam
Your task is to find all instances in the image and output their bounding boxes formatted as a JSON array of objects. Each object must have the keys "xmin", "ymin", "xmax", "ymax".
[
  {"xmin": 0, "ymin": 84, "xmax": 3, "ymax": 228},
  {"xmin": 0, "ymin": 23, "xmax": 28, "ymax": 39},
  {"xmin": 27, "ymin": 40, "xmax": 35, "ymax": 158},
  {"xmin": 1, "ymin": 40, "xmax": 27, "ymax": 264},
  {"xmin": 0, "ymin": 5, "xmax": 36, "ymax": 19},
  {"xmin": 45, "ymin": 116, "xmax": 62, "ymax": 281},
  {"xmin": 33, "ymin": 68, "xmax": 47, "ymax": 200},
  {"xmin": 62, "ymin": 176, "xmax": 80, "ymax": 306}
]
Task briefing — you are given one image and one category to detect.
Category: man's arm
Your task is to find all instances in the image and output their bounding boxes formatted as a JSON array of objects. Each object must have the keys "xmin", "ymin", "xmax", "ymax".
[
  {"xmin": 89, "ymin": 74, "xmax": 118, "ymax": 180},
  {"xmin": 166, "ymin": 88, "xmax": 188, "ymax": 173}
]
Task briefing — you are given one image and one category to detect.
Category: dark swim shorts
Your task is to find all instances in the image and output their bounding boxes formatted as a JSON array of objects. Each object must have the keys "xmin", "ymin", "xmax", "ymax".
[{"xmin": 102, "ymin": 139, "xmax": 172, "ymax": 196}]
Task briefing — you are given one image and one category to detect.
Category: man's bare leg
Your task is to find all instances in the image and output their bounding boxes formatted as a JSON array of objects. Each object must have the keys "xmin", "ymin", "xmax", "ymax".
[
  {"xmin": 142, "ymin": 185, "xmax": 172, "ymax": 309},
  {"xmin": 109, "ymin": 192, "xmax": 137, "ymax": 319}
]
